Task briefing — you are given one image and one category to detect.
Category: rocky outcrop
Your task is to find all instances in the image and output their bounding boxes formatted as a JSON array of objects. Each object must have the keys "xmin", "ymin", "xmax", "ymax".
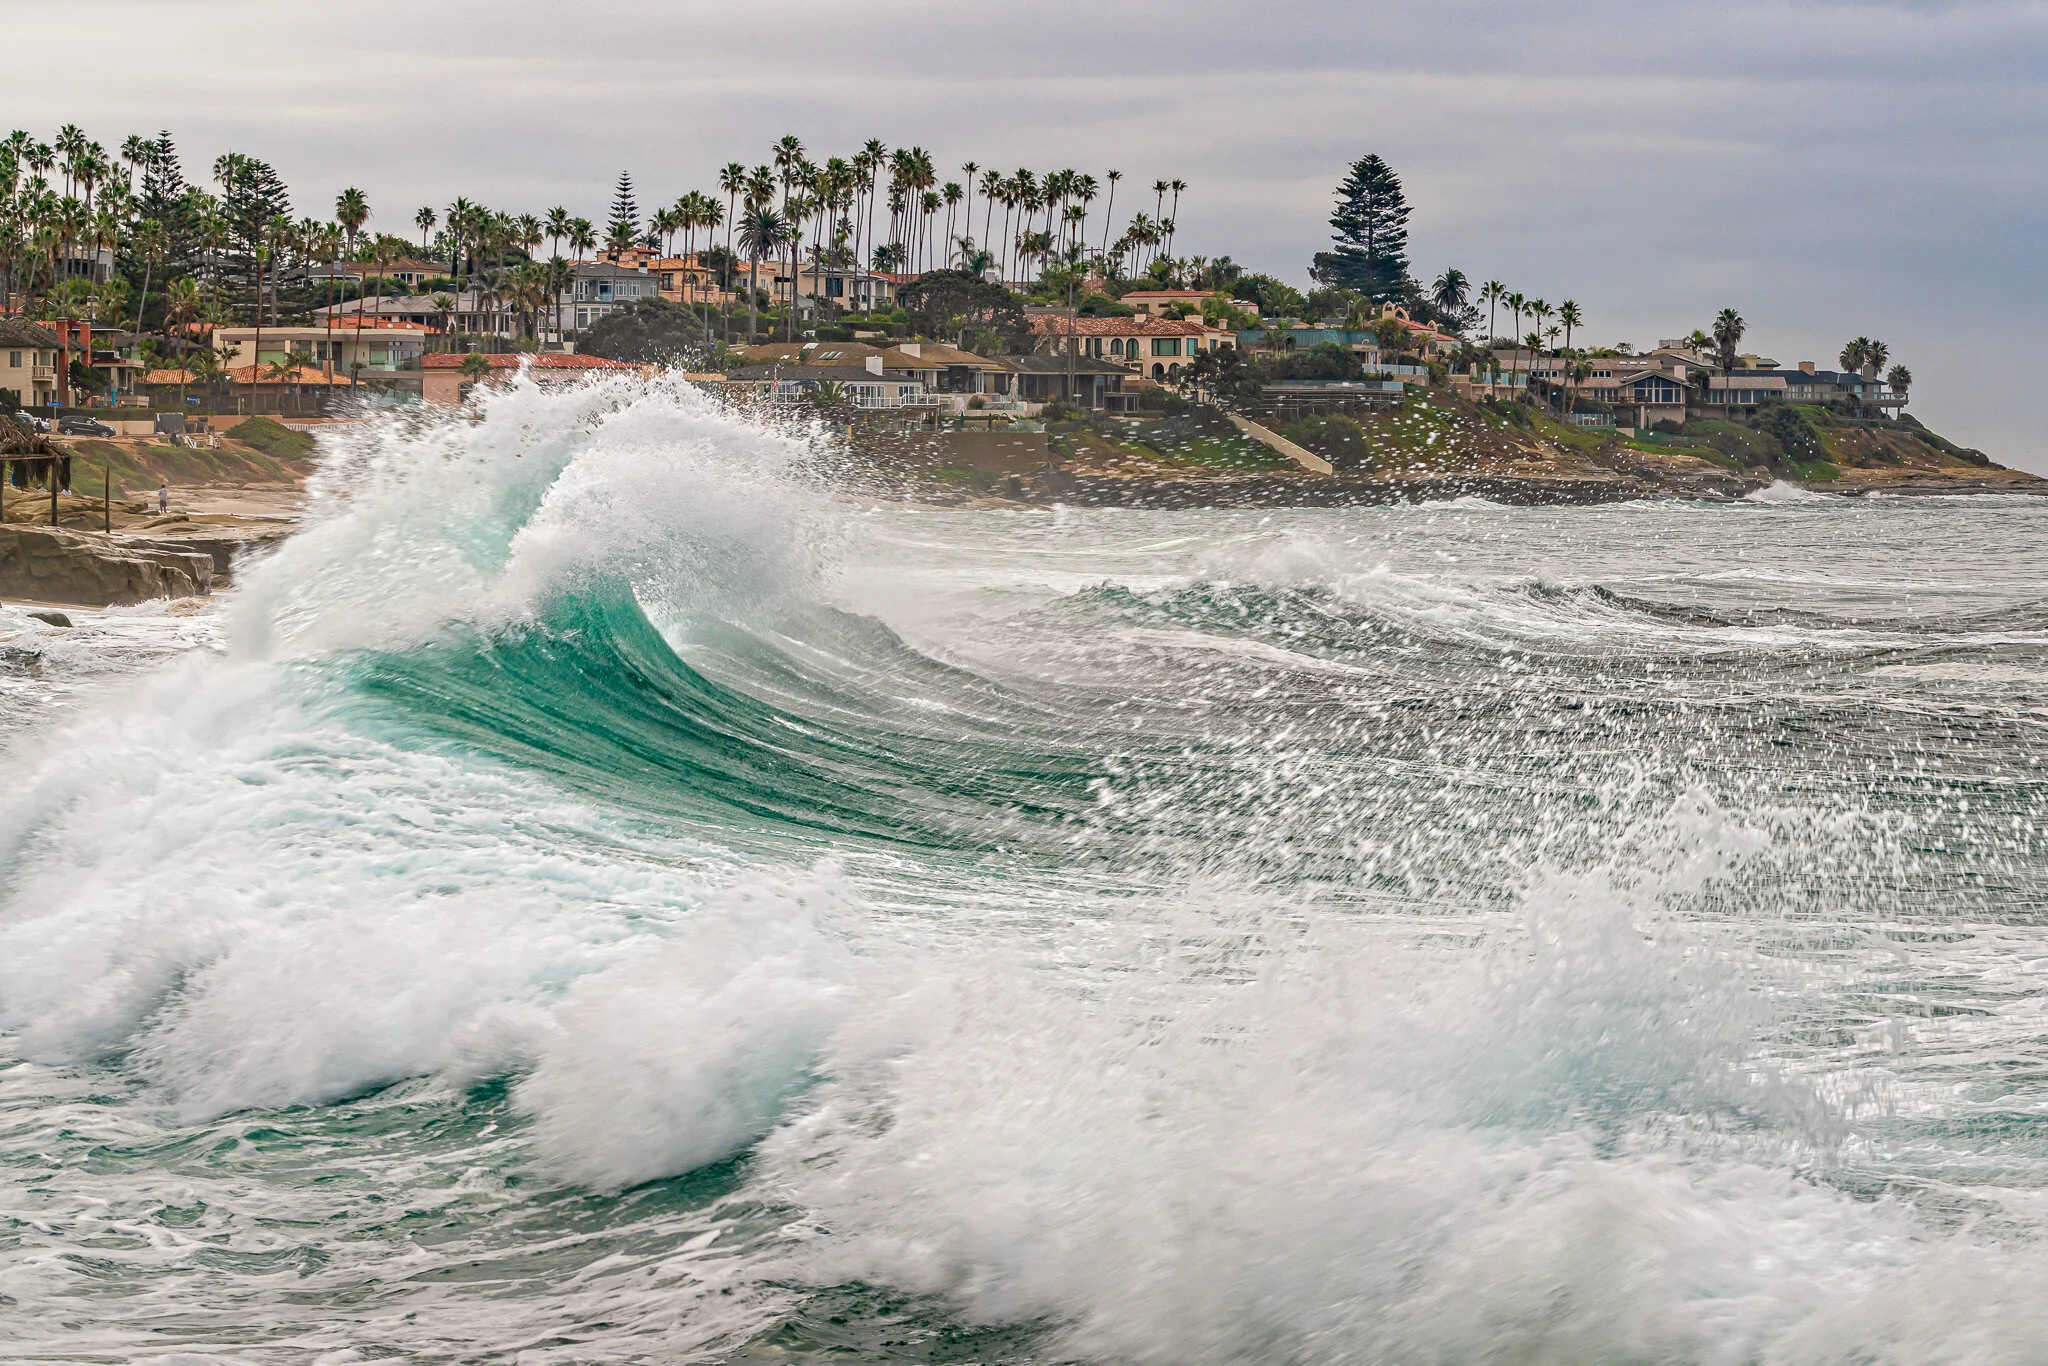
[
  {"xmin": 127, "ymin": 524, "xmax": 294, "ymax": 579},
  {"xmin": 0, "ymin": 525, "xmax": 214, "ymax": 606}
]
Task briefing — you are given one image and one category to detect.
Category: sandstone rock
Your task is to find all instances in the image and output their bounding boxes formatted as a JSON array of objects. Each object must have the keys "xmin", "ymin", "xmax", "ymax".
[
  {"xmin": 0, "ymin": 525, "xmax": 213, "ymax": 606},
  {"xmin": 127, "ymin": 525, "xmax": 294, "ymax": 579}
]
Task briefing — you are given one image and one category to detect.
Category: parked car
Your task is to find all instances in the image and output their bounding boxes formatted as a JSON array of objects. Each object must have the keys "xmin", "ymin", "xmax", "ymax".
[
  {"xmin": 9, "ymin": 411, "xmax": 49, "ymax": 433},
  {"xmin": 56, "ymin": 415, "xmax": 115, "ymax": 437}
]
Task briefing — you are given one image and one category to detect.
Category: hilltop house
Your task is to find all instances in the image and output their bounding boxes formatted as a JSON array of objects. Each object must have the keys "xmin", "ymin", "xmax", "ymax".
[
  {"xmin": 1028, "ymin": 315, "xmax": 1232, "ymax": 382},
  {"xmin": 314, "ymin": 257, "xmax": 444, "ymax": 290},
  {"xmin": 1121, "ymin": 289, "xmax": 1257, "ymax": 319}
]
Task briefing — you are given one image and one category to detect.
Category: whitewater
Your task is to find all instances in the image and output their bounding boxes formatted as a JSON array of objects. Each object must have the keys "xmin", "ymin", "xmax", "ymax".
[{"xmin": 4, "ymin": 374, "xmax": 2048, "ymax": 1364}]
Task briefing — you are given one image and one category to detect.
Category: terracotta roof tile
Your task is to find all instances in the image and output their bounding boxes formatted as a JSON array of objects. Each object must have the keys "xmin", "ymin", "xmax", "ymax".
[
  {"xmin": 1028, "ymin": 316, "xmax": 1215, "ymax": 337},
  {"xmin": 419, "ymin": 352, "xmax": 635, "ymax": 370}
]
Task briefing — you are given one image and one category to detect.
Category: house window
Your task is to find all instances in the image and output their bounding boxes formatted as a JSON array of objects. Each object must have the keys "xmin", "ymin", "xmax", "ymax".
[
  {"xmin": 577, "ymin": 310, "xmax": 589, "ymax": 329},
  {"xmin": 1152, "ymin": 338, "xmax": 1180, "ymax": 357},
  {"xmin": 826, "ymin": 277, "xmax": 844, "ymax": 297},
  {"xmin": 7, "ymin": 351, "xmax": 18, "ymax": 368}
]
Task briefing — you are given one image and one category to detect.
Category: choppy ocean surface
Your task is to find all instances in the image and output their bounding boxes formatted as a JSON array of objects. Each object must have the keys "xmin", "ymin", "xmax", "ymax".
[{"xmin": 4, "ymin": 377, "xmax": 2048, "ymax": 1364}]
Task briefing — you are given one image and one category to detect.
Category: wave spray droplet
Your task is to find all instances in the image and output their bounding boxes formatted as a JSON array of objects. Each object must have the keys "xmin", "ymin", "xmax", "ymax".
[{"xmin": 6, "ymin": 374, "xmax": 2048, "ymax": 1363}]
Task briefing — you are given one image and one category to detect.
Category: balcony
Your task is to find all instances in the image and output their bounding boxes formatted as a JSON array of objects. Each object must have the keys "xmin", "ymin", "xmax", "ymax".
[{"xmin": 32, "ymin": 365, "xmax": 55, "ymax": 382}]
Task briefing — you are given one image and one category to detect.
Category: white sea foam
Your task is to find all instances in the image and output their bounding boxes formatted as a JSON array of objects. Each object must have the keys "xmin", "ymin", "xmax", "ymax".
[
  {"xmin": 1746, "ymin": 478, "xmax": 1837, "ymax": 503},
  {"xmin": 5, "ymin": 376, "xmax": 2048, "ymax": 1362}
]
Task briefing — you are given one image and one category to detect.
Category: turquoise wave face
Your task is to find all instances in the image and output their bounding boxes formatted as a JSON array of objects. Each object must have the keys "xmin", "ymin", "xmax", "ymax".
[
  {"xmin": 7, "ymin": 380, "xmax": 2048, "ymax": 1365},
  {"xmin": 335, "ymin": 585, "xmax": 1100, "ymax": 850}
]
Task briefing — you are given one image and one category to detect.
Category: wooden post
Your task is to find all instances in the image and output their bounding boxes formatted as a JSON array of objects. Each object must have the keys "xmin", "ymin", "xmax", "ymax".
[
  {"xmin": 51, "ymin": 457, "xmax": 59, "ymax": 526},
  {"xmin": 103, "ymin": 456, "xmax": 111, "ymax": 532}
]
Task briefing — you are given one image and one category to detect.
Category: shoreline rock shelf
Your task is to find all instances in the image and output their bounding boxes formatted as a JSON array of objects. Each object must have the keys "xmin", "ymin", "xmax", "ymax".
[{"xmin": 0, "ymin": 525, "xmax": 217, "ymax": 606}]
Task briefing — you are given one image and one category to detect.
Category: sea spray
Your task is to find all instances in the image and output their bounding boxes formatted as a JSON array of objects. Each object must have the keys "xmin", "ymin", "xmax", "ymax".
[{"xmin": 2, "ymin": 376, "xmax": 2048, "ymax": 1362}]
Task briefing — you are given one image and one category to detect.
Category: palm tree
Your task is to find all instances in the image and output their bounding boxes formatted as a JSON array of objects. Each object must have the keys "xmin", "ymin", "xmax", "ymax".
[
  {"xmin": 568, "ymin": 218, "xmax": 594, "ymax": 262},
  {"xmin": 161, "ymin": 276, "xmax": 201, "ymax": 399},
  {"xmin": 961, "ymin": 162, "xmax": 979, "ymax": 252},
  {"xmin": 1568, "ymin": 359, "xmax": 1594, "ymax": 417},
  {"xmin": 1527, "ymin": 299, "xmax": 1551, "ymax": 351},
  {"xmin": 429, "ymin": 292, "xmax": 455, "ymax": 349},
  {"xmin": 1505, "ymin": 292, "xmax": 1526, "ymax": 352},
  {"xmin": 1711, "ymin": 307, "xmax": 1746, "ymax": 372},
  {"xmin": 444, "ymin": 196, "xmax": 475, "ymax": 275},
  {"xmin": 1860, "ymin": 338, "xmax": 1888, "ymax": 381},
  {"xmin": 737, "ymin": 205, "xmax": 782, "ymax": 344},
  {"xmin": 1098, "ymin": 169, "xmax": 1122, "ymax": 257},
  {"xmin": 131, "ymin": 218, "xmax": 167, "ymax": 339},
  {"xmin": 545, "ymin": 256, "xmax": 572, "ymax": 343},
  {"xmin": 1886, "ymin": 363, "xmax": 1912, "ymax": 415},
  {"xmin": 1479, "ymin": 280, "xmax": 1505, "ymax": 346},
  {"xmin": 1431, "ymin": 268, "xmax": 1469, "ymax": 323},
  {"xmin": 415, "ymin": 205, "xmax": 436, "ymax": 253},
  {"xmin": 1557, "ymin": 300, "xmax": 1582, "ymax": 353},
  {"xmin": 335, "ymin": 186, "xmax": 369, "ymax": 258}
]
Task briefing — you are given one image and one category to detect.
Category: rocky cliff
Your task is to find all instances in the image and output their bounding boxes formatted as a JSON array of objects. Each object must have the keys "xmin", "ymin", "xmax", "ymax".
[{"xmin": 0, "ymin": 525, "xmax": 215, "ymax": 606}]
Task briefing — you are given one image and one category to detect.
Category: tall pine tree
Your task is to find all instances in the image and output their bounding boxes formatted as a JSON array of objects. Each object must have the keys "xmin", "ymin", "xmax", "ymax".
[
  {"xmin": 1310, "ymin": 154, "xmax": 1411, "ymax": 304},
  {"xmin": 606, "ymin": 171, "xmax": 640, "ymax": 252}
]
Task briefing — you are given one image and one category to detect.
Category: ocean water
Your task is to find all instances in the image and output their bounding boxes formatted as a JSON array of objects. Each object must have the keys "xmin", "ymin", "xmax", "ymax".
[{"xmin": 4, "ymin": 375, "xmax": 2048, "ymax": 1364}]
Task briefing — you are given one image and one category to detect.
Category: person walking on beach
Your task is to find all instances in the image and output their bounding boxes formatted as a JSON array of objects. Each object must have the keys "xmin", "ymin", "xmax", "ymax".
[{"xmin": 157, "ymin": 482, "xmax": 168, "ymax": 515}]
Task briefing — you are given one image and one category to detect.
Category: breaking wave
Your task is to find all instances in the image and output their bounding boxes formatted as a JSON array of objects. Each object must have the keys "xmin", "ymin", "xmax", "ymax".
[{"xmin": 4, "ymin": 373, "xmax": 2048, "ymax": 1363}]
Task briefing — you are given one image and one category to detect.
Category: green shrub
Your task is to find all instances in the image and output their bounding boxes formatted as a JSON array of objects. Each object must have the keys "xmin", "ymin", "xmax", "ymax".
[
  {"xmin": 1650, "ymin": 418, "xmax": 1683, "ymax": 435},
  {"xmin": 1752, "ymin": 400, "xmax": 1822, "ymax": 463},
  {"xmin": 1138, "ymin": 389, "xmax": 1190, "ymax": 415},
  {"xmin": 226, "ymin": 415, "xmax": 316, "ymax": 462},
  {"xmin": 1274, "ymin": 413, "xmax": 1375, "ymax": 472}
]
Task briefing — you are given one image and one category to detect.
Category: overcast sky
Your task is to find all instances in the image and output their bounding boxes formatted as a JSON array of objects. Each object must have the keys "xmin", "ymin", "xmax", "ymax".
[{"xmin": 11, "ymin": 0, "xmax": 2046, "ymax": 468}]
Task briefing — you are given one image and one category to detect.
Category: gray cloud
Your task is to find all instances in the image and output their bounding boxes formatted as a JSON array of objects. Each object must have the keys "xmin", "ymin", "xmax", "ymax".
[{"xmin": 9, "ymin": 0, "xmax": 2044, "ymax": 467}]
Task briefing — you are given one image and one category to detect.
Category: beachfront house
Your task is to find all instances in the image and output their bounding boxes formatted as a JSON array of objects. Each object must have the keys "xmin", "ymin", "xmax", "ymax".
[
  {"xmin": 1006, "ymin": 354, "xmax": 1137, "ymax": 411},
  {"xmin": 718, "ymin": 364, "xmax": 935, "ymax": 411},
  {"xmin": 419, "ymin": 351, "xmax": 640, "ymax": 406},
  {"xmin": 567, "ymin": 261, "xmax": 659, "ymax": 334},
  {"xmin": 0, "ymin": 318, "xmax": 62, "ymax": 408},
  {"xmin": 215, "ymin": 320, "xmax": 431, "ymax": 397}
]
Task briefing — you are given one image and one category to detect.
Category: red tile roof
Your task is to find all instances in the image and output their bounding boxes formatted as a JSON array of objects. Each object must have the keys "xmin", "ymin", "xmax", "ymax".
[
  {"xmin": 420, "ymin": 352, "xmax": 635, "ymax": 370},
  {"xmin": 1029, "ymin": 316, "xmax": 1216, "ymax": 338},
  {"xmin": 141, "ymin": 365, "xmax": 352, "ymax": 387},
  {"xmin": 323, "ymin": 317, "xmax": 436, "ymax": 332}
]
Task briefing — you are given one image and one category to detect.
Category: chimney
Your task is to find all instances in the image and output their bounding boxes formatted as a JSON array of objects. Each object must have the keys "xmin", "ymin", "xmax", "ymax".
[
  {"xmin": 1799, "ymin": 360, "xmax": 1816, "ymax": 374},
  {"xmin": 865, "ymin": 354, "xmax": 882, "ymax": 375},
  {"xmin": 897, "ymin": 343, "xmax": 920, "ymax": 358}
]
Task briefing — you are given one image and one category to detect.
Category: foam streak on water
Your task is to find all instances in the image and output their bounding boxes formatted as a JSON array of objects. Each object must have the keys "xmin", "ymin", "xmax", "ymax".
[{"xmin": 4, "ymin": 377, "xmax": 2048, "ymax": 1364}]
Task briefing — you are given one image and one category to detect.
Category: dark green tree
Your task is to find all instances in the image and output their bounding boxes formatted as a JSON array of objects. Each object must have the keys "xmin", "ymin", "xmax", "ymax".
[
  {"xmin": 606, "ymin": 171, "xmax": 640, "ymax": 251},
  {"xmin": 1230, "ymin": 272, "xmax": 1308, "ymax": 319},
  {"xmin": 137, "ymin": 130, "xmax": 192, "ymax": 250},
  {"xmin": 896, "ymin": 269, "xmax": 1030, "ymax": 351},
  {"xmin": 213, "ymin": 152, "xmax": 290, "ymax": 260},
  {"xmin": 579, "ymin": 297, "xmax": 704, "ymax": 363},
  {"xmin": 1310, "ymin": 155, "xmax": 1411, "ymax": 303}
]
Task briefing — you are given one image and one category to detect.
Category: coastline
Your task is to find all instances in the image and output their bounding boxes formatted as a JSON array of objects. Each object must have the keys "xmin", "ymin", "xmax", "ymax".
[{"xmin": 883, "ymin": 466, "xmax": 2048, "ymax": 511}]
